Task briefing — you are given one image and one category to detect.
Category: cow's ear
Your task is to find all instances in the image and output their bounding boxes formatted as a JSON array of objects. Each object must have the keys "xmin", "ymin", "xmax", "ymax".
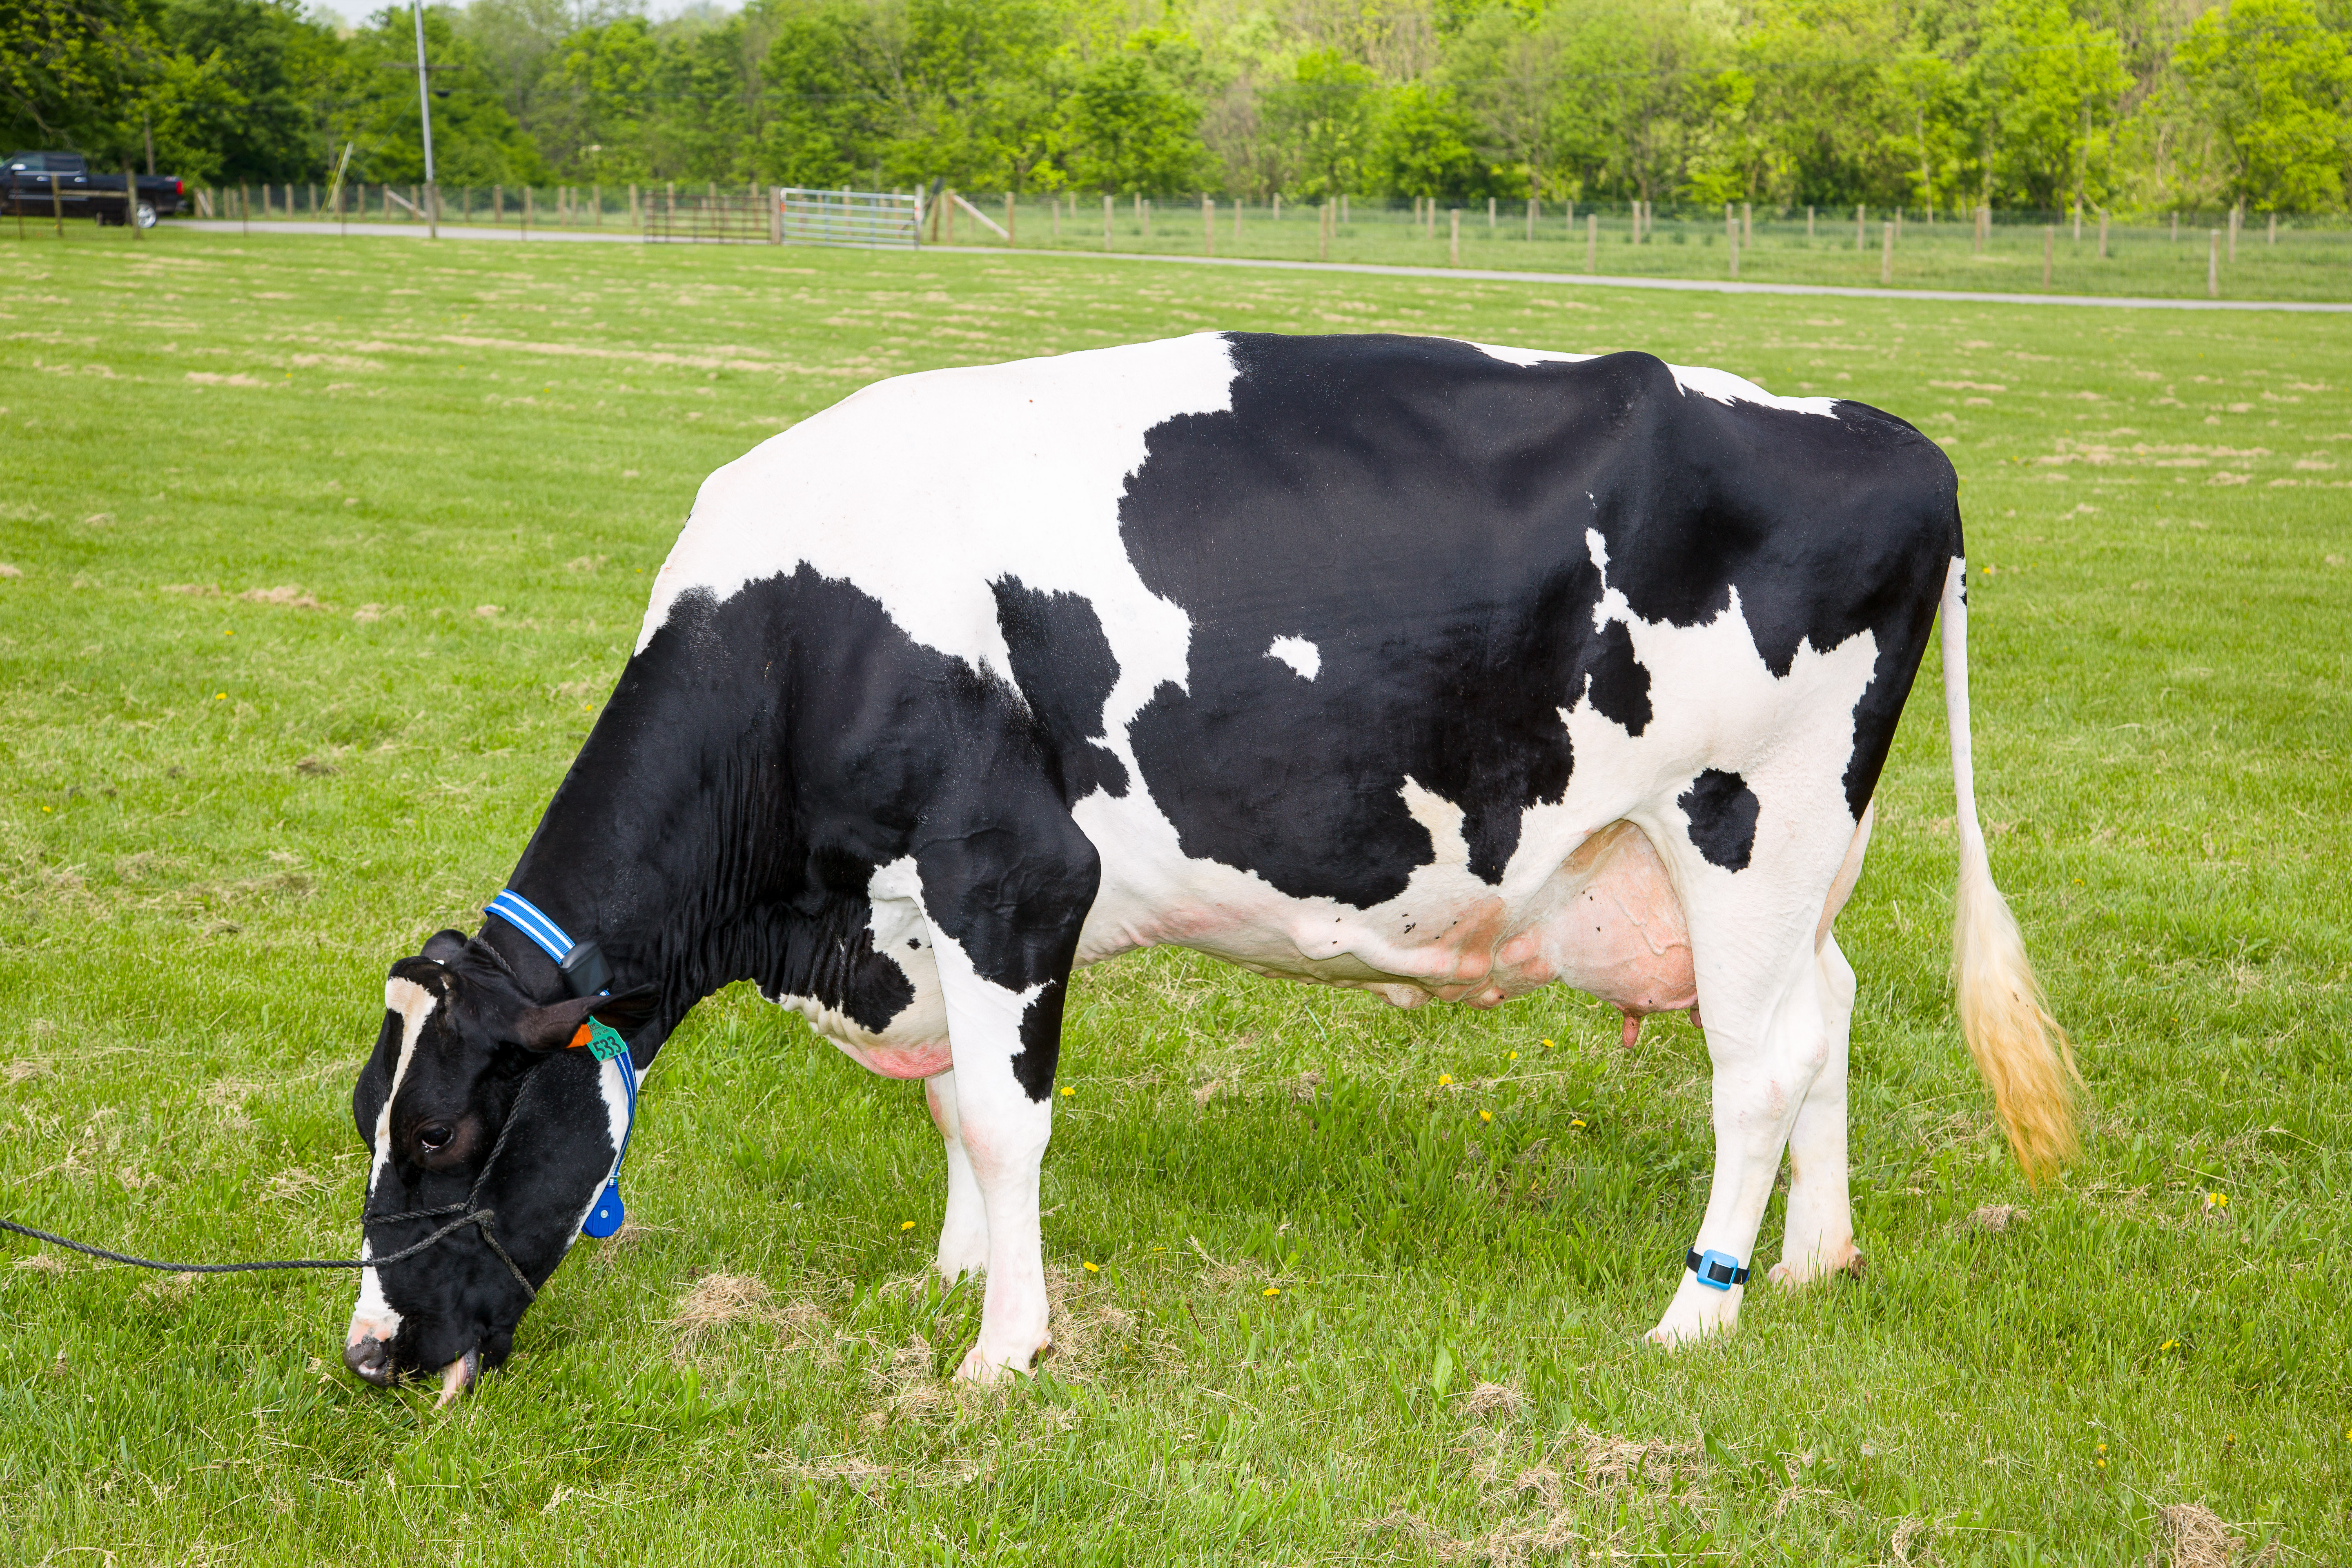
[
  {"xmin": 421, "ymin": 929, "xmax": 470, "ymax": 964},
  {"xmin": 514, "ymin": 984, "xmax": 659, "ymax": 1052}
]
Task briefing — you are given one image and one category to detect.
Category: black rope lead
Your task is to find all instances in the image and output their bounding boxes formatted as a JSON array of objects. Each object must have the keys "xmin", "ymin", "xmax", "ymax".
[
  {"xmin": 0, "ymin": 1059, "xmax": 557, "ymax": 1299},
  {"xmin": 0, "ymin": 1209, "xmax": 489, "ymax": 1276}
]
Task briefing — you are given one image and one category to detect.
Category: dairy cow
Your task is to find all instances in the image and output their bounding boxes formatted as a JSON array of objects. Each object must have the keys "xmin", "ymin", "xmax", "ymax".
[{"xmin": 345, "ymin": 332, "xmax": 2076, "ymax": 1397}]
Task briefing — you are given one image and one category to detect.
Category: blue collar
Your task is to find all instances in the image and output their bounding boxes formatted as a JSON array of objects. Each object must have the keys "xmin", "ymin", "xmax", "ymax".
[{"xmin": 486, "ymin": 888, "xmax": 635, "ymax": 1239}]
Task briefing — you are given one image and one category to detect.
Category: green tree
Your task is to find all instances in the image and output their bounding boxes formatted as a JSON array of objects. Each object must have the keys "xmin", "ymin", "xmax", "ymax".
[
  {"xmin": 549, "ymin": 14, "xmax": 665, "ymax": 180},
  {"xmin": 1970, "ymin": 0, "xmax": 2129, "ymax": 209},
  {"xmin": 1258, "ymin": 49, "xmax": 1381, "ymax": 196},
  {"xmin": 2175, "ymin": 0, "xmax": 2352, "ymax": 212},
  {"xmin": 333, "ymin": 6, "xmax": 543, "ymax": 187},
  {"xmin": 1061, "ymin": 45, "xmax": 1208, "ymax": 193},
  {"xmin": 1369, "ymin": 80, "xmax": 1485, "ymax": 196},
  {"xmin": 153, "ymin": 0, "xmax": 339, "ymax": 182}
]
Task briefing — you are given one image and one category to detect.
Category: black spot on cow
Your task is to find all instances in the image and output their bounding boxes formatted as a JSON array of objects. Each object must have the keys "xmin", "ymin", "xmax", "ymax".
[
  {"xmin": 1581, "ymin": 619, "xmax": 1651, "ymax": 736},
  {"xmin": 991, "ymin": 577, "xmax": 1130, "ymax": 803},
  {"xmin": 1117, "ymin": 335, "xmax": 1955, "ymax": 902},
  {"xmin": 1680, "ymin": 768, "xmax": 1760, "ymax": 872},
  {"xmin": 1013, "ymin": 978, "xmax": 1066, "ymax": 1101}
]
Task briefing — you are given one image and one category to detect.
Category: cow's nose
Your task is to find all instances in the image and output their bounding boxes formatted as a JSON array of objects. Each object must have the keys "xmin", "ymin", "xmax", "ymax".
[{"xmin": 344, "ymin": 1334, "xmax": 397, "ymax": 1387}]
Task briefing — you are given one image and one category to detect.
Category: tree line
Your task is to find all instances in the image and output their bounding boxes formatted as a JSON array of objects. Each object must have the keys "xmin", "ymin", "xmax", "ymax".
[{"xmin": 7, "ymin": 0, "xmax": 2351, "ymax": 213}]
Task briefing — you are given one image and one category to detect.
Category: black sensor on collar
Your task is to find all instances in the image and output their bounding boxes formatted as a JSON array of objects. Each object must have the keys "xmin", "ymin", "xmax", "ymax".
[{"xmin": 559, "ymin": 940, "xmax": 612, "ymax": 998}]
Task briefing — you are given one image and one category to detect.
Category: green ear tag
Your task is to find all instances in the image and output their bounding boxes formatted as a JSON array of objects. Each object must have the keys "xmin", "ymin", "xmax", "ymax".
[{"xmin": 582, "ymin": 1017, "xmax": 629, "ymax": 1063}]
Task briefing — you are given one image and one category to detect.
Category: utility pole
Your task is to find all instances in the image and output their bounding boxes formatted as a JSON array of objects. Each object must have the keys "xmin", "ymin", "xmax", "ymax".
[{"xmin": 410, "ymin": 0, "xmax": 439, "ymax": 238}]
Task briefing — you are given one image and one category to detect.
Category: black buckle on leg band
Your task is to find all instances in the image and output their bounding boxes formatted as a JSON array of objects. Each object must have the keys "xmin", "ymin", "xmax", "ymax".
[{"xmin": 1687, "ymin": 1249, "xmax": 1749, "ymax": 1289}]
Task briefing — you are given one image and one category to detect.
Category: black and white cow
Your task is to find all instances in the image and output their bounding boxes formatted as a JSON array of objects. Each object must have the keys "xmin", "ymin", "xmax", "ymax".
[{"xmin": 347, "ymin": 332, "xmax": 2076, "ymax": 1397}]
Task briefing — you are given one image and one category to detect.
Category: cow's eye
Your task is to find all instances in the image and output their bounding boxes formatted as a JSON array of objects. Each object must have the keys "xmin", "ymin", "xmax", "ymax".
[{"xmin": 418, "ymin": 1123, "xmax": 454, "ymax": 1151}]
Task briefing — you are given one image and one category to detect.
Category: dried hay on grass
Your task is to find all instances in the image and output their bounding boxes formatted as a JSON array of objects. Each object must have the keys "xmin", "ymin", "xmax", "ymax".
[
  {"xmin": 239, "ymin": 585, "xmax": 326, "ymax": 610},
  {"xmin": 1963, "ymin": 1204, "xmax": 2028, "ymax": 1234},
  {"xmin": 1457, "ymin": 1381, "xmax": 1526, "ymax": 1423},
  {"xmin": 2149, "ymin": 1503, "xmax": 2277, "ymax": 1568}
]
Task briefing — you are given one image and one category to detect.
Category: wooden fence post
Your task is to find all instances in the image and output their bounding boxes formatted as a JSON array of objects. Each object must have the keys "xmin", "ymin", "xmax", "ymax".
[
  {"xmin": 1449, "ymin": 206, "xmax": 1460, "ymax": 265},
  {"xmin": 1486, "ymin": 196, "xmax": 1495, "ymax": 231},
  {"xmin": 1005, "ymin": 191, "xmax": 1016, "ymax": 246},
  {"xmin": 1103, "ymin": 193, "xmax": 1112, "ymax": 251},
  {"xmin": 2098, "ymin": 209, "xmax": 2108, "ymax": 260},
  {"xmin": 2209, "ymin": 229, "xmax": 2220, "ymax": 296},
  {"xmin": 1742, "ymin": 201, "xmax": 1751, "ymax": 245},
  {"xmin": 2043, "ymin": 225, "xmax": 2055, "ymax": 290},
  {"xmin": 1587, "ymin": 212, "xmax": 1598, "ymax": 272},
  {"xmin": 1318, "ymin": 198, "xmax": 1329, "ymax": 261},
  {"xmin": 1807, "ymin": 205, "xmax": 1814, "ymax": 238},
  {"xmin": 1855, "ymin": 204, "xmax": 1864, "ymax": 250},
  {"xmin": 1202, "ymin": 194, "xmax": 1214, "ymax": 256},
  {"xmin": 1881, "ymin": 220, "xmax": 1893, "ymax": 284}
]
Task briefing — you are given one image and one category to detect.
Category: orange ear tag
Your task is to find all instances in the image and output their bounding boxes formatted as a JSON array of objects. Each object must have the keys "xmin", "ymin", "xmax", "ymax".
[{"xmin": 569, "ymin": 1022, "xmax": 595, "ymax": 1050}]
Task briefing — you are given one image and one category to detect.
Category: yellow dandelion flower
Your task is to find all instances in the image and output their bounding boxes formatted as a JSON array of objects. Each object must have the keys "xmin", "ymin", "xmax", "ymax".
[
  {"xmin": 2096, "ymin": 1443, "xmax": 2107, "ymax": 1454},
  {"xmin": 1508, "ymin": 1050, "xmax": 1518, "ymax": 1061},
  {"xmin": 214, "ymin": 692, "xmax": 227, "ymax": 700},
  {"xmin": 2094, "ymin": 1457, "xmax": 2106, "ymax": 1469},
  {"xmin": 1083, "ymin": 1261, "xmax": 1099, "ymax": 1273},
  {"xmin": 1570, "ymin": 1119, "xmax": 1586, "ymax": 1129},
  {"xmin": 1262, "ymin": 1286, "xmax": 1280, "ymax": 1297},
  {"xmin": 2209, "ymin": 1191, "xmax": 2228, "ymax": 1207},
  {"xmin": 1541, "ymin": 1038, "xmax": 1554, "ymax": 1048},
  {"xmin": 900, "ymin": 1221, "xmax": 916, "ymax": 1232},
  {"xmin": 2161, "ymin": 1339, "xmax": 2177, "ymax": 1351},
  {"xmin": 1479, "ymin": 1109, "xmax": 1494, "ymax": 1123},
  {"xmin": 1437, "ymin": 1074, "xmax": 1452, "ymax": 1087},
  {"xmin": 1060, "ymin": 1085, "xmax": 1075, "ymax": 1097}
]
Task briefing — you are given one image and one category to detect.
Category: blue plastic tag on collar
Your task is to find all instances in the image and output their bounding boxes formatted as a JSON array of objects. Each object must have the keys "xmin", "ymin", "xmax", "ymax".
[{"xmin": 582, "ymin": 1178, "xmax": 626, "ymax": 1238}]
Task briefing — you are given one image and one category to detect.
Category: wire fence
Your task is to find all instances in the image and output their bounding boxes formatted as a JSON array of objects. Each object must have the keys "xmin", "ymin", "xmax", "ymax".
[{"xmin": 116, "ymin": 181, "xmax": 2352, "ymax": 301}]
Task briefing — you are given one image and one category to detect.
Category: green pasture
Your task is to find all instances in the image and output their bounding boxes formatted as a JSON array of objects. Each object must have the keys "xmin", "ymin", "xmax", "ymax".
[{"xmin": 1, "ymin": 227, "xmax": 2346, "ymax": 1564}]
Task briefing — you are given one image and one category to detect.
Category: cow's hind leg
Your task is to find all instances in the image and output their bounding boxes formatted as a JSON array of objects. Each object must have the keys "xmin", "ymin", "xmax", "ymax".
[
  {"xmin": 1642, "ymin": 796, "xmax": 1855, "ymax": 1348},
  {"xmin": 924, "ymin": 1071, "xmax": 990, "ymax": 1282},
  {"xmin": 911, "ymin": 802, "xmax": 1099, "ymax": 1384},
  {"xmin": 1768, "ymin": 931, "xmax": 1863, "ymax": 1288}
]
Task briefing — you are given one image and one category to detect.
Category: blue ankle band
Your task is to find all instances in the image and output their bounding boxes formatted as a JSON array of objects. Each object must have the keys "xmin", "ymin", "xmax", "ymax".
[{"xmin": 1687, "ymin": 1248, "xmax": 1750, "ymax": 1290}]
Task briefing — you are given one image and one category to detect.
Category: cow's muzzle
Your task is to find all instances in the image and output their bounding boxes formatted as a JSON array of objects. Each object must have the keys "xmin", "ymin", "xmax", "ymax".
[
  {"xmin": 343, "ymin": 1336, "xmax": 479, "ymax": 1404},
  {"xmin": 343, "ymin": 1334, "xmax": 396, "ymax": 1388}
]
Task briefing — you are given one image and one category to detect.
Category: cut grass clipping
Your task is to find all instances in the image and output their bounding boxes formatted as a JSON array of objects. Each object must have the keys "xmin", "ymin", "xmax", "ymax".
[{"xmin": 1, "ymin": 229, "xmax": 2346, "ymax": 1564}]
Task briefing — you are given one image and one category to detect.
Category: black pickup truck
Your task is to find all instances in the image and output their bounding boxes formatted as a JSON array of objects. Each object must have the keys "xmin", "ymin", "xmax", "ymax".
[{"xmin": 3, "ymin": 151, "xmax": 186, "ymax": 227}]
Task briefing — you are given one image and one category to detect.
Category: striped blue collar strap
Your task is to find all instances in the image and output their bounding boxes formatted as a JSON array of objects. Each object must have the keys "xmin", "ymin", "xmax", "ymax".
[{"xmin": 485, "ymin": 888, "xmax": 634, "ymax": 1239}]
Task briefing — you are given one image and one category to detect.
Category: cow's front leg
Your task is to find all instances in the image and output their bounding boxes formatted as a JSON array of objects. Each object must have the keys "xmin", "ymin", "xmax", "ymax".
[
  {"xmin": 913, "ymin": 808, "xmax": 1098, "ymax": 1384},
  {"xmin": 923, "ymin": 1070, "xmax": 990, "ymax": 1283},
  {"xmin": 1770, "ymin": 932, "xmax": 1862, "ymax": 1288}
]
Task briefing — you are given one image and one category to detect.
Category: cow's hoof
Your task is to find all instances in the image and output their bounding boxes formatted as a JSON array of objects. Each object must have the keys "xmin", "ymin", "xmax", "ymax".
[
  {"xmin": 953, "ymin": 1337, "xmax": 1046, "ymax": 1384},
  {"xmin": 1646, "ymin": 1290, "xmax": 1738, "ymax": 1348},
  {"xmin": 1768, "ymin": 1239, "xmax": 1864, "ymax": 1290}
]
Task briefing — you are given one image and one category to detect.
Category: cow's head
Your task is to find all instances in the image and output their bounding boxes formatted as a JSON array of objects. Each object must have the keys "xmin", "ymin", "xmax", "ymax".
[{"xmin": 344, "ymin": 929, "xmax": 655, "ymax": 1399}]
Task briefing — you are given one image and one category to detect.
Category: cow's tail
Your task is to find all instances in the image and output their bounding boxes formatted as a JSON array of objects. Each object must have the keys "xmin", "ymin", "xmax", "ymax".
[{"xmin": 1940, "ymin": 556, "xmax": 2079, "ymax": 1183}]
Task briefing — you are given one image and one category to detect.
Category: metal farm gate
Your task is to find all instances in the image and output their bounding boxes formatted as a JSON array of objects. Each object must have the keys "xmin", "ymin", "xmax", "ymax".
[
  {"xmin": 777, "ymin": 188, "xmax": 920, "ymax": 249},
  {"xmin": 641, "ymin": 186, "xmax": 921, "ymax": 249}
]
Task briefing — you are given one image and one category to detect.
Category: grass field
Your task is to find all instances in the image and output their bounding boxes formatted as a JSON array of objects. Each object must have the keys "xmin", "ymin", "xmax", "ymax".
[{"xmin": 2, "ymin": 227, "xmax": 2348, "ymax": 1565}]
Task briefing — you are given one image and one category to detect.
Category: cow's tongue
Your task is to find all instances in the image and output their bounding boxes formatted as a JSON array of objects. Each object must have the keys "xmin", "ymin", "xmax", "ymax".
[{"xmin": 435, "ymin": 1346, "xmax": 480, "ymax": 1408}]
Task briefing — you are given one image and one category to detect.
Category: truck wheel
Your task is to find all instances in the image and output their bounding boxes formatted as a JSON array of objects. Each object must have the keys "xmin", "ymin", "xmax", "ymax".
[{"xmin": 135, "ymin": 201, "xmax": 157, "ymax": 229}]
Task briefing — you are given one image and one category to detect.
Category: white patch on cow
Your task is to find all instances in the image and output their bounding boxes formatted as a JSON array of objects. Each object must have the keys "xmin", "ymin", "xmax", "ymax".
[
  {"xmin": 1265, "ymin": 635, "xmax": 1320, "ymax": 681},
  {"xmin": 639, "ymin": 333, "xmax": 1238, "ymax": 781},
  {"xmin": 1471, "ymin": 342, "xmax": 1592, "ymax": 369},
  {"xmin": 1470, "ymin": 338, "xmax": 1837, "ymax": 418},
  {"xmin": 350, "ymin": 976, "xmax": 437, "ymax": 1346},
  {"xmin": 1663, "ymin": 363, "xmax": 1842, "ymax": 418},
  {"xmin": 760, "ymin": 855, "xmax": 951, "ymax": 1073}
]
